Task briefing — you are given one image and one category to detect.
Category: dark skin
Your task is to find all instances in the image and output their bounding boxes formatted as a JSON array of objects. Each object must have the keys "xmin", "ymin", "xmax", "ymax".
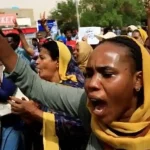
[
  {"xmin": 144, "ymin": 38, "xmax": 150, "ymax": 53},
  {"xmin": 10, "ymin": 42, "xmax": 143, "ymax": 126},
  {"xmin": 0, "ymin": 35, "xmax": 143, "ymax": 125},
  {"xmin": 85, "ymin": 42, "xmax": 143, "ymax": 125}
]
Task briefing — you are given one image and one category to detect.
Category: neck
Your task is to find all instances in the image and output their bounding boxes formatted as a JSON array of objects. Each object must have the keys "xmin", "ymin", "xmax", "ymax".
[
  {"xmin": 48, "ymin": 72, "xmax": 60, "ymax": 83},
  {"xmin": 119, "ymin": 97, "xmax": 138, "ymax": 122}
]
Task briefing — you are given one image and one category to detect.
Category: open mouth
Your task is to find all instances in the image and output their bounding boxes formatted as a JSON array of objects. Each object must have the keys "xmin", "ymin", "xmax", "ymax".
[{"xmin": 90, "ymin": 99, "xmax": 107, "ymax": 116}]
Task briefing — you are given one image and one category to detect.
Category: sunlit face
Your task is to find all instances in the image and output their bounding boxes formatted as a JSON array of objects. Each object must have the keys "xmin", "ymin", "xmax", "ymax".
[
  {"xmin": 36, "ymin": 48, "xmax": 58, "ymax": 81},
  {"xmin": 73, "ymin": 43, "xmax": 79, "ymax": 59},
  {"xmin": 132, "ymin": 31, "xmax": 143, "ymax": 45},
  {"xmin": 85, "ymin": 42, "xmax": 141, "ymax": 125}
]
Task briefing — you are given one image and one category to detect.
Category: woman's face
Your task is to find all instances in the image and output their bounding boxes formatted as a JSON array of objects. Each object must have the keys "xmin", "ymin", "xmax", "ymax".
[
  {"xmin": 85, "ymin": 42, "xmax": 142, "ymax": 125},
  {"xmin": 73, "ymin": 44, "xmax": 79, "ymax": 59},
  {"xmin": 36, "ymin": 47, "xmax": 58, "ymax": 81},
  {"xmin": 132, "ymin": 31, "xmax": 143, "ymax": 45}
]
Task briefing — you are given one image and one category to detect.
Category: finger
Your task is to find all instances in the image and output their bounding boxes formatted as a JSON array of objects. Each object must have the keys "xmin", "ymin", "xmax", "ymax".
[
  {"xmin": 40, "ymin": 13, "xmax": 42, "ymax": 19},
  {"xmin": 43, "ymin": 12, "xmax": 45, "ymax": 19},
  {"xmin": 9, "ymin": 96, "xmax": 23, "ymax": 104},
  {"xmin": 8, "ymin": 100, "xmax": 21, "ymax": 108}
]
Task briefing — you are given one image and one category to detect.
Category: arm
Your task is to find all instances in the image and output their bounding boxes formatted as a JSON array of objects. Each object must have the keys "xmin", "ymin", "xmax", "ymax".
[
  {"xmin": 0, "ymin": 35, "xmax": 90, "ymax": 125},
  {"xmin": 13, "ymin": 20, "xmax": 35, "ymax": 57},
  {"xmin": 9, "ymin": 57, "xmax": 87, "ymax": 116},
  {"xmin": 17, "ymin": 29, "xmax": 35, "ymax": 57}
]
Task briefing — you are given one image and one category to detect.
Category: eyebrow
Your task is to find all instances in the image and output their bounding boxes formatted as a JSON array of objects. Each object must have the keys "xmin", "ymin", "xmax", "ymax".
[{"xmin": 86, "ymin": 66, "xmax": 115, "ymax": 72}]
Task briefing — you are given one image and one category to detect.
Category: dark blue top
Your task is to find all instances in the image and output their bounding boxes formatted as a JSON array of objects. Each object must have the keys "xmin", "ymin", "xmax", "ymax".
[{"xmin": 0, "ymin": 75, "xmax": 17, "ymax": 102}]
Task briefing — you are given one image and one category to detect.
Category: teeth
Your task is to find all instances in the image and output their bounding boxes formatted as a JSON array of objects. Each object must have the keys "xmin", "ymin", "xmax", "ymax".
[{"xmin": 90, "ymin": 99, "xmax": 98, "ymax": 102}]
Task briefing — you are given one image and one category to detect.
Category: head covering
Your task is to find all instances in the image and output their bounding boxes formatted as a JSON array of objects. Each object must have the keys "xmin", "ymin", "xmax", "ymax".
[
  {"xmin": 61, "ymin": 56, "xmax": 85, "ymax": 88},
  {"xmin": 56, "ymin": 41, "xmax": 83, "ymax": 84},
  {"xmin": 95, "ymin": 32, "xmax": 117, "ymax": 41},
  {"xmin": 87, "ymin": 36, "xmax": 150, "ymax": 150},
  {"xmin": 138, "ymin": 28, "xmax": 148, "ymax": 43},
  {"xmin": 128, "ymin": 25, "xmax": 138, "ymax": 31},
  {"xmin": 56, "ymin": 36, "xmax": 67, "ymax": 44},
  {"xmin": 77, "ymin": 41, "xmax": 93, "ymax": 73}
]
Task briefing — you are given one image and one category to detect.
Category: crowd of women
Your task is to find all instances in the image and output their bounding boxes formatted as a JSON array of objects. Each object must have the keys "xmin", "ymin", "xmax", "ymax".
[{"xmin": 0, "ymin": 1, "xmax": 150, "ymax": 150}]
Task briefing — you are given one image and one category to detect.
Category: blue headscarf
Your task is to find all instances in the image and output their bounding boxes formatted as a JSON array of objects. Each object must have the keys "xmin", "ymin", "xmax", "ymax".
[{"xmin": 56, "ymin": 36, "xmax": 67, "ymax": 44}]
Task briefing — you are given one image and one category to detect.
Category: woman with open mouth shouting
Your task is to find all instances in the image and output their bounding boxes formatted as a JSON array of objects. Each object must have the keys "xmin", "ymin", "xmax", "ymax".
[{"xmin": 0, "ymin": 35, "xmax": 150, "ymax": 150}]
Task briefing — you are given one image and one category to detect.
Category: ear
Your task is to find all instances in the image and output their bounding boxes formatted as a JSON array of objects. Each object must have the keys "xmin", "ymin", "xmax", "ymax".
[{"xmin": 134, "ymin": 71, "xmax": 143, "ymax": 92}]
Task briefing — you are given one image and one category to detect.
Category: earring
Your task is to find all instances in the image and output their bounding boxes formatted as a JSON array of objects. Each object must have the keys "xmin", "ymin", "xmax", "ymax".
[{"xmin": 136, "ymin": 88, "xmax": 141, "ymax": 92}]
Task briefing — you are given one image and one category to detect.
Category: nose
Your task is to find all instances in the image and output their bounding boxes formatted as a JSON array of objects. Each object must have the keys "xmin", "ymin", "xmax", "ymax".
[
  {"xmin": 36, "ymin": 57, "xmax": 40, "ymax": 65},
  {"xmin": 86, "ymin": 74, "xmax": 101, "ymax": 92}
]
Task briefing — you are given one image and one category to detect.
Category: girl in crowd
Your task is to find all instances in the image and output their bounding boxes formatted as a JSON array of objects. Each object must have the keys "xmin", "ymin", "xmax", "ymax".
[{"xmin": 73, "ymin": 41, "xmax": 93, "ymax": 75}]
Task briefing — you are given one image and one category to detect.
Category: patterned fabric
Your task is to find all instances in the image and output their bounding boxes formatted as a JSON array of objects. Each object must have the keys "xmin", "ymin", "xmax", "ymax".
[
  {"xmin": 40, "ymin": 106, "xmax": 89, "ymax": 150},
  {"xmin": 61, "ymin": 56, "xmax": 84, "ymax": 88}
]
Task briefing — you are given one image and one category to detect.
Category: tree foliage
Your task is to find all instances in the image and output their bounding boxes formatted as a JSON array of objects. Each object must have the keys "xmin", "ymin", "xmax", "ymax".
[{"xmin": 50, "ymin": 0, "xmax": 146, "ymax": 30}]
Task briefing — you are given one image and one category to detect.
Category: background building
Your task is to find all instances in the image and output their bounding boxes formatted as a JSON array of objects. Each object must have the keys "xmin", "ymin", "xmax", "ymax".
[{"xmin": 0, "ymin": 8, "xmax": 35, "ymax": 26}]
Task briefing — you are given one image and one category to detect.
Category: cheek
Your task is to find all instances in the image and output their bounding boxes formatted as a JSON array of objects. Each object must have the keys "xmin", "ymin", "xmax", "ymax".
[{"xmin": 105, "ymin": 75, "xmax": 134, "ymax": 107}]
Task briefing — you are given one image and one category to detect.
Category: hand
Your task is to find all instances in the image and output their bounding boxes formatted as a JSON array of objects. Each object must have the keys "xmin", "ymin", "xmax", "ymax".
[
  {"xmin": 13, "ymin": 19, "xmax": 21, "ymax": 31},
  {"xmin": 145, "ymin": 0, "xmax": 150, "ymax": 16},
  {"xmin": 82, "ymin": 36, "xmax": 88, "ymax": 42},
  {"xmin": 8, "ymin": 97, "xmax": 40, "ymax": 116},
  {"xmin": 40, "ymin": 12, "xmax": 47, "ymax": 26}
]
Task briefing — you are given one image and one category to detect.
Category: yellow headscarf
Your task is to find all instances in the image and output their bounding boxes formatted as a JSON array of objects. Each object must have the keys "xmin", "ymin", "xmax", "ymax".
[
  {"xmin": 56, "ymin": 41, "xmax": 77, "ymax": 82},
  {"xmin": 138, "ymin": 28, "xmax": 148, "ymax": 43},
  {"xmin": 88, "ymin": 36, "xmax": 150, "ymax": 150},
  {"xmin": 77, "ymin": 41, "xmax": 93, "ymax": 73}
]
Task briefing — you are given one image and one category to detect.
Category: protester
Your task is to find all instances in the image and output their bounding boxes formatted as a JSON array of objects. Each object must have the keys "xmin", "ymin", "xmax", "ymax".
[
  {"xmin": 0, "ymin": 59, "xmax": 23, "ymax": 150},
  {"xmin": 0, "ymin": 34, "xmax": 149, "ymax": 150},
  {"xmin": 132, "ymin": 28, "xmax": 148, "ymax": 45},
  {"xmin": 10, "ymin": 40, "xmax": 86, "ymax": 150},
  {"xmin": 64, "ymin": 28, "xmax": 76, "ymax": 49},
  {"xmin": 6, "ymin": 33, "xmax": 31, "ymax": 64},
  {"xmin": 73, "ymin": 41, "xmax": 93, "ymax": 75}
]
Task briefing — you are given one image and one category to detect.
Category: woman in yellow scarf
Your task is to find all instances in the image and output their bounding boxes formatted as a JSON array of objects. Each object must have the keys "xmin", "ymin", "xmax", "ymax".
[
  {"xmin": 5, "ymin": 35, "xmax": 150, "ymax": 150},
  {"xmin": 8, "ymin": 41, "xmax": 87, "ymax": 150},
  {"xmin": 73, "ymin": 41, "xmax": 93, "ymax": 74},
  {"xmin": 132, "ymin": 28, "xmax": 148, "ymax": 45}
]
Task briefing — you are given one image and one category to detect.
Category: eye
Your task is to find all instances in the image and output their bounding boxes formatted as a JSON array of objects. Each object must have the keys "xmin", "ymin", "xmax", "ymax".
[
  {"xmin": 85, "ymin": 71, "xmax": 93, "ymax": 78},
  {"xmin": 102, "ymin": 72, "xmax": 114, "ymax": 78},
  {"xmin": 39, "ymin": 55, "xmax": 44, "ymax": 60}
]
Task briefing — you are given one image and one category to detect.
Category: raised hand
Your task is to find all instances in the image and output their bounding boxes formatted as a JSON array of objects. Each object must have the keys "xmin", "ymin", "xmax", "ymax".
[
  {"xmin": 40, "ymin": 12, "xmax": 47, "ymax": 26},
  {"xmin": 13, "ymin": 19, "xmax": 21, "ymax": 31}
]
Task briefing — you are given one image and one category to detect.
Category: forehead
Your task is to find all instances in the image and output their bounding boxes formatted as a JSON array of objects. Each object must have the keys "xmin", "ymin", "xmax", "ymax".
[
  {"xmin": 87, "ymin": 42, "xmax": 130, "ymax": 67},
  {"xmin": 40, "ymin": 47, "xmax": 49, "ymax": 55}
]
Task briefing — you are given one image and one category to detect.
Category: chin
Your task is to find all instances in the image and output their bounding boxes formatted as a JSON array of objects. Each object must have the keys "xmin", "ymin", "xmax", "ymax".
[{"xmin": 98, "ymin": 116, "xmax": 114, "ymax": 125}]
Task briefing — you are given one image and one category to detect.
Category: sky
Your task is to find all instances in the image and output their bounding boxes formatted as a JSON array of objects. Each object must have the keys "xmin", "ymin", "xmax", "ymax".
[{"xmin": 0, "ymin": 0, "xmax": 63, "ymax": 20}]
